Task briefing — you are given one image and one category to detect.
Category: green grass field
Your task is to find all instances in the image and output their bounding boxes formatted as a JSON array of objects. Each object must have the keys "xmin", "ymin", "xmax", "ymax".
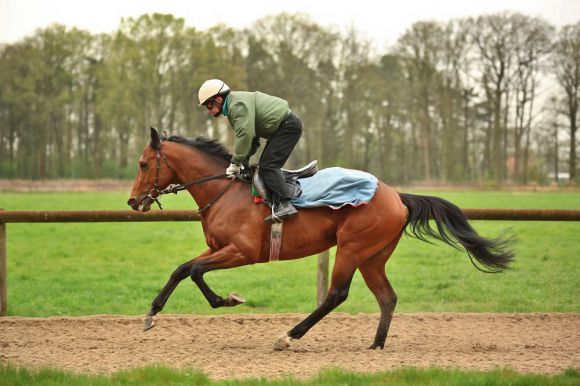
[
  {"xmin": 0, "ymin": 366, "xmax": 578, "ymax": 386},
  {"xmin": 1, "ymin": 190, "xmax": 578, "ymax": 317}
]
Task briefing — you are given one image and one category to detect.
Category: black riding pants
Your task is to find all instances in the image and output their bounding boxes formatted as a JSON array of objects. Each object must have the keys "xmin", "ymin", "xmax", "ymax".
[{"xmin": 259, "ymin": 112, "xmax": 303, "ymax": 204}]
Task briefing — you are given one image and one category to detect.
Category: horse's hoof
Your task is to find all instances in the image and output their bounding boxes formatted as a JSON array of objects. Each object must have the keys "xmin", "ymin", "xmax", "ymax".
[
  {"xmin": 143, "ymin": 315, "xmax": 156, "ymax": 331},
  {"xmin": 273, "ymin": 333, "xmax": 292, "ymax": 351},
  {"xmin": 368, "ymin": 343, "xmax": 384, "ymax": 350},
  {"xmin": 225, "ymin": 293, "xmax": 246, "ymax": 306}
]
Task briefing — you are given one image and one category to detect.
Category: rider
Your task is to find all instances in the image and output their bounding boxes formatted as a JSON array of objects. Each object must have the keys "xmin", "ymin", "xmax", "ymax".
[{"xmin": 197, "ymin": 79, "xmax": 303, "ymax": 223}]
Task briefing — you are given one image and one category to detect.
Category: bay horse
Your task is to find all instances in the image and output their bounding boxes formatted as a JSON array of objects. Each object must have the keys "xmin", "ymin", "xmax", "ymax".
[{"xmin": 128, "ymin": 128, "xmax": 514, "ymax": 350}]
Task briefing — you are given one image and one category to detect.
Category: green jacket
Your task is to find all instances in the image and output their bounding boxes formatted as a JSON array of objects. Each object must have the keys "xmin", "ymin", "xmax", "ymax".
[{"xmin": 223, "ymin": 91, "xmax": 290, "ymax": 164}]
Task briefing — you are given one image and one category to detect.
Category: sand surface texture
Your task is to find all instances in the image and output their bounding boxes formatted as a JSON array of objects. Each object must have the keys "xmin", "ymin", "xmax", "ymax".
[{"xmin": 1, "ymin": 313, "xmax": 578, "ymax": 379}]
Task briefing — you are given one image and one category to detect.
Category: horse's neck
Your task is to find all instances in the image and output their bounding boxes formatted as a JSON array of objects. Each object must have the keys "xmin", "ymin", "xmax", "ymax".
[{"xmin": 172, "ymin": 148, "xmax": 229, "ymax": 209}]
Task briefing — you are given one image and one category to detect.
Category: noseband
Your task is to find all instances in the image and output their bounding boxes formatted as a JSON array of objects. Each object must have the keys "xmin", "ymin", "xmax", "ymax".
[{"xmin": 146, "ymin": 144, "xmax": 230, "ymax": 213}]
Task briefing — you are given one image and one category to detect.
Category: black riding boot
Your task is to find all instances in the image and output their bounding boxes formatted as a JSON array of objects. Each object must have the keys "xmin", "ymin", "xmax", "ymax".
[{"xmin": 265, "ymin": 200, "xmax": 298, "ymax": 223}]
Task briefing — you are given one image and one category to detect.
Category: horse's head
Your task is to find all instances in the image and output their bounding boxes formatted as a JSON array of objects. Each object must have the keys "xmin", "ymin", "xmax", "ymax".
[{"xmin": 127, "ymin": 128, "xmax": 175, "ymax": 212}]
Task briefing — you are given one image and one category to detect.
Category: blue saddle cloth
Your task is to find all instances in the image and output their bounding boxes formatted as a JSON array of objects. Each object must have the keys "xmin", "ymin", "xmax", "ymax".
[{"xmin": 291, "ymin": 167, "xmax": 378, "ymax": 209}]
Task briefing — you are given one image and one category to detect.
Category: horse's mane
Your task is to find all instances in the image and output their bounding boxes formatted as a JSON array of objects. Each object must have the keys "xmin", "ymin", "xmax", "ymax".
[{"xmin": 167, "ymin": 135, "xmax": 232, "ymax": 164}]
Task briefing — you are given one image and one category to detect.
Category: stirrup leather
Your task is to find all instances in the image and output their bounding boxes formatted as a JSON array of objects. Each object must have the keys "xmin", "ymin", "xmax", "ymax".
[{"xmin": 269, "ymin": 221, "xmax": 283, "ymax": 261}]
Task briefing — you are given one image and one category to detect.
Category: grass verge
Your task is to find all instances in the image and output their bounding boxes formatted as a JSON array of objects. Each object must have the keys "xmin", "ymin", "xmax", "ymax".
[{"xmin": 0, "ymin": 365, "xmax": 578, "ymax": 386}]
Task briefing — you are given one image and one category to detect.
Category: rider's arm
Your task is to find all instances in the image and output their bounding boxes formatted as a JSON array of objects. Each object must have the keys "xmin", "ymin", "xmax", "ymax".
[{"xmin": 230, "ymin": 101, "xmax": 256, "ymax": 165}]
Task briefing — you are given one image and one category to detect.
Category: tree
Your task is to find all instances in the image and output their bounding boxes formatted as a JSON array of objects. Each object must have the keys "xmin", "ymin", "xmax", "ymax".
[
  {"xmin": 396, "ymin": 21, "xmax": 446, "ymax": 181},
  {"xmin": 552, "ymin": 22, "xmax": 580, "ymax": 184},
  {"xmin": 510, "ymin": 14, "xmax": 554, "ymax": 183},
  {"xmin": 437, "ymin": 19, "xmax": 474, "ymax": 181},
  {"xmin": 471, "ymin": 13, "xmax": 519, "ymax": 182},
  {"xmin": 337, "ymin": 27, "xmax": 374, "ymax": 170},
  {"xmin": 0, "ymin": 41, "xmax": 42, "ymax": 177},
  {"xmin": 375, "ymin": 54, "xmax": 409, "ymax": 183},
  {"xmin": 0, "ymin": 25, "xmax": 94, "ymax": 178}
]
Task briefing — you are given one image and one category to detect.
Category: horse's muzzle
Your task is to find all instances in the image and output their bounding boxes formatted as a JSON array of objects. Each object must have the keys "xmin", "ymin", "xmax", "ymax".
[
  {"xmin": 127, "ymin": 197, "xmax": 139, "ymax": 211},
  {"xmin": 127, "ymin": 194, "xmax": 152, "ymax": 212}
]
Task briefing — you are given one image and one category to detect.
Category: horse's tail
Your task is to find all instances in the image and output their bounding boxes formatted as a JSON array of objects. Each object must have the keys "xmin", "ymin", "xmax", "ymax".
[{"xmin": 398, "ymin": 193, "xmax": 514, "ymax": 273}]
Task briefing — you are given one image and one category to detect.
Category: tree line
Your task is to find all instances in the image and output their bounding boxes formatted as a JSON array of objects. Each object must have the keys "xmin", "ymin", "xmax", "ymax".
[{"xmin": 0, "ymin": 12, "xmax": 578, "ymax": 184}]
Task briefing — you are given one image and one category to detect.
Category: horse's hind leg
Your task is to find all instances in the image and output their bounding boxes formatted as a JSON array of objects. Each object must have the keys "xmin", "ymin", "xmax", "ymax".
[
  {"xmin": 273, "ymin": 251, "xmax": 358, "ymax": 350},
  {"xmin": 358, "ymin": 234, "xmax": 402, "ymax": 349}
]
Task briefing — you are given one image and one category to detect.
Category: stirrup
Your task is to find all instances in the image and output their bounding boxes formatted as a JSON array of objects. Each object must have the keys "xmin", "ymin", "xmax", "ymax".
[{"xmin": 268, "ymin": 204, "xmax": 283, "ymax": 223}]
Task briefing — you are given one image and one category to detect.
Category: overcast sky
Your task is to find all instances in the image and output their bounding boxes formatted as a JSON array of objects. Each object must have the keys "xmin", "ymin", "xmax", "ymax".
[{"xmin": 1, "ymin": 0, "xmax": 579, "ymax": 47}]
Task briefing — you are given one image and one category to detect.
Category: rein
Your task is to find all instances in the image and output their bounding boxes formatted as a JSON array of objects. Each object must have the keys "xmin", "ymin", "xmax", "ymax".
[{"xmin": 146, "ymin": 145, "xmax": 230, "ymax": 212}]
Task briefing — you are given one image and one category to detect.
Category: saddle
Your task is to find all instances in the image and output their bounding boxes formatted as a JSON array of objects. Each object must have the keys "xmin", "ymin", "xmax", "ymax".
[
  {"xmin": 250, "ymin": 160, "xmax": 319, "ymax": 204},
  {"xmin": 240, "ymin": 160, "xmax": 318, "ymax": 262}
]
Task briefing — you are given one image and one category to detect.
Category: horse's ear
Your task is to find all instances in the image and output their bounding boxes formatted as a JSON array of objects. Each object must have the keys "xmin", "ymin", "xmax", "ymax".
[
  {"xmin": 150, "ymin": 127, "xmax": 161, "ymax": 149},
  {"xmin": 160, "ymin": 130, "xmax": 168, "ymax": 141}
]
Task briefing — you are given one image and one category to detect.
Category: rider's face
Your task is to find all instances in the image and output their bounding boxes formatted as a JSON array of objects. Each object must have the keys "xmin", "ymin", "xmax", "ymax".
[{"xmin": 204, "ymin": 96, "xmax": 222, "ymax": 117}]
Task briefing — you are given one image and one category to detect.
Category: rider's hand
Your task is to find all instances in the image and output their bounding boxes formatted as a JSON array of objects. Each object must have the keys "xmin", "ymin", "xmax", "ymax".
[{"xmin": 226, "ymin": 163, "xmax": 242, "ymax": 178}]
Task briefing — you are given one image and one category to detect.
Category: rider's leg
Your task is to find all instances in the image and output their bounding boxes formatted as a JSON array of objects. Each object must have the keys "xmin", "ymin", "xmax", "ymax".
[{"xmin": 259, "ymin": 112, "xmax": 303, "ymax": 221}]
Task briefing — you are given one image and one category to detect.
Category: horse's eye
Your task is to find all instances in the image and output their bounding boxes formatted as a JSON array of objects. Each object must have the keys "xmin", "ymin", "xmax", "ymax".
[{"xmin": 139, "ymin": 161, "xmax": 148, "ymax": 170}]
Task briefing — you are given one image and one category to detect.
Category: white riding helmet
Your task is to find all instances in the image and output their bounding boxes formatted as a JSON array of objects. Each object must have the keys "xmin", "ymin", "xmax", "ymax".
[{"xmin": 197, "ymin": 79, "xmax": 230, "ymax": 106}]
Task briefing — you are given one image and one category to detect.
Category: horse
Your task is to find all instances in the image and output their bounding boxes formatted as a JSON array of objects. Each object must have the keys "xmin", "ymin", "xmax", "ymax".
[{"xmin": 128, "ymin": 128, "xmax": 514, "ymax": 350}]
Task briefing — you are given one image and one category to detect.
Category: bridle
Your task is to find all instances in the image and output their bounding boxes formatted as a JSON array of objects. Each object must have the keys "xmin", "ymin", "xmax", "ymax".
[
  {"xmin": 146, "ymin": 146, "xmax": 174, "ymax": 209},
  {"xmin": 145, "ymin": 144, "xmax": 232, "ymax": 214}
]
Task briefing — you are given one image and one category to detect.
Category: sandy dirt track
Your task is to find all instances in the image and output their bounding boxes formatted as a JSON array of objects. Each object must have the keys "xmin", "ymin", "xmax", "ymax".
[{"xmin": 0, "ymin": 313, "xmax": 578, "ymax": 380}]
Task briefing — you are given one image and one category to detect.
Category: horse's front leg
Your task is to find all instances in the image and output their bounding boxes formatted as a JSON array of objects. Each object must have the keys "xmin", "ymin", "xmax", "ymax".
[
  {"xmin": 143, "ymin": 244, "xmax": 252, "ymax": 331},
  {"xmin": 189, "ymin": 244, "xmax": 252, "ymax": 308},
  {"xmin": 144, "ymin": 249, "xmax": 212, "ymax": 331}
]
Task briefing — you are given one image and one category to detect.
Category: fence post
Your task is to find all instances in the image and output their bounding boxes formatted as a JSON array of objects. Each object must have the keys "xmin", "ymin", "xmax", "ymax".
[
  {"xmin": 0, "ymin": 209, "xmax": 6, "ymax": 316},
  {"xmin": 317, "ymin": 250, "xmax": 329, "ymax": 306}
]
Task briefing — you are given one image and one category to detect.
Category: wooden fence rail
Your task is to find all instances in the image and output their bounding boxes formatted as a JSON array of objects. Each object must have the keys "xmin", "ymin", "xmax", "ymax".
[{"xmin": 1, "ymin": 208, "xmax": 580, "ymax": 316}]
